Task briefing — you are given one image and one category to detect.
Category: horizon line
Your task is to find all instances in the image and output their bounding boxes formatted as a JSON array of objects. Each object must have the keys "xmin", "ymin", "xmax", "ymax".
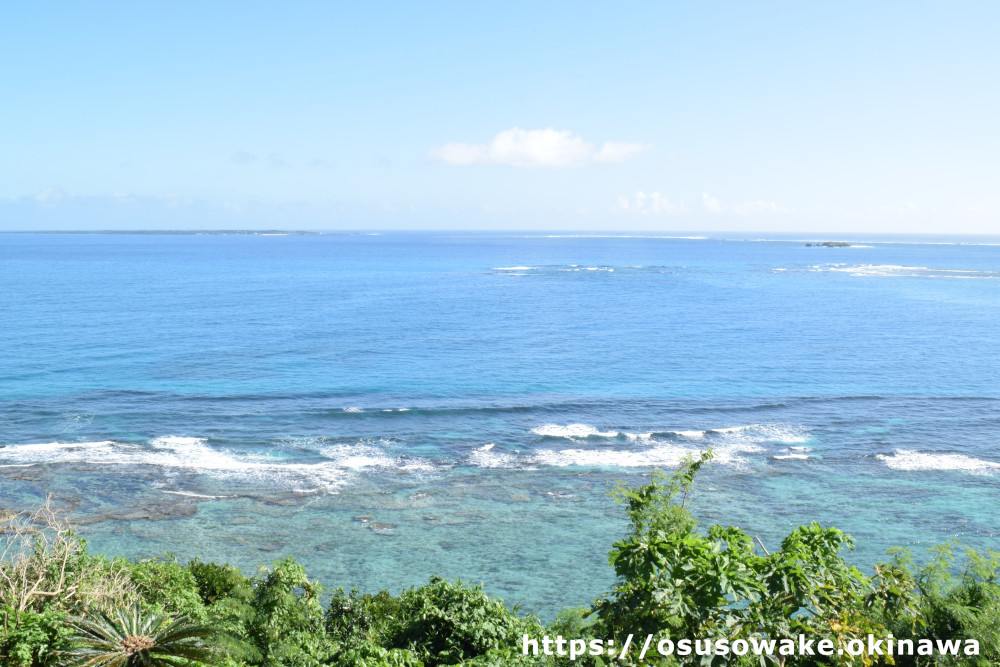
[{"xmin": 2, "ymin": 229, "xmax": 1000, "ymax": 239}]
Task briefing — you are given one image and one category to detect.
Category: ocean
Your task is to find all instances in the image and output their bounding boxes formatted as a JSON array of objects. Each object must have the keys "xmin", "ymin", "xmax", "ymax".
[{"xmin": 1, "ymin": 231, "xmax": 998, "ymax": 618}]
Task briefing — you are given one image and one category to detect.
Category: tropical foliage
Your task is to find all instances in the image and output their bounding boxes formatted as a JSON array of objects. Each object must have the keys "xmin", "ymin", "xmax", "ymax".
[
  {"xmin": 1, "ymin": 455, "xmax": 997, "ymax": 666},
  {"xmin": 62, "ymin": 606, "xmax": 214, "ymax": 666}
]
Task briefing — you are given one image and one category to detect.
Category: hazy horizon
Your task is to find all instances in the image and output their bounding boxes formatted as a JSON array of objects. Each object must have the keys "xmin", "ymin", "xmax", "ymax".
[{"xmin": 4, "ymin": 230, "xmax": 1000, "ymax": 246}]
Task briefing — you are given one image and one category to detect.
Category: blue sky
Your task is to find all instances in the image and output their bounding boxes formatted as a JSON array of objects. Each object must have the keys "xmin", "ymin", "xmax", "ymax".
[{"xmin": 2, "ymin": 1, "xmax": 998, "ymax": 232}]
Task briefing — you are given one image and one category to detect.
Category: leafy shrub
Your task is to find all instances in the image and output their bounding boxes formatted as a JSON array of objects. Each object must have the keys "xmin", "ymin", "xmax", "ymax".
[
  {"xmin": 0, "ymin": 608, "xmax": 74, "ymax": 666},
  {"xmin": 331, "ymin": 643, "xmax": 424, "ymax": 667},
  {"xmin": 593, "ymin": 451, "xmax": 903, "ymax": 665},
  {"xmin": 384, "ymin": 576, "xmax": 542, "ymax": 666},
  {"xmin": 326, "ymin": 587, "xmax": 402, "ymax": 647},
  {"xmin": 122, "ymin": 555, "xmax": 206, "ymax": 620},
  {"xmin": 889, "ymin": 544, "xmax": 1000, "ymax": 666},
  {"xmin": 218, "ymin": 557, "xmax": 336, "ymax": 666},
  {"xmin": 188, "ymin": 560, "xmax": 252, "ymax": 607}
]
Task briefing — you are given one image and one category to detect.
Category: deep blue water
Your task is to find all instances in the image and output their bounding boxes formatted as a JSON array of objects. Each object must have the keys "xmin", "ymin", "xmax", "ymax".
[{"xmin": 1, "ymin": 232, "xmax": 998, "ymax": 618}]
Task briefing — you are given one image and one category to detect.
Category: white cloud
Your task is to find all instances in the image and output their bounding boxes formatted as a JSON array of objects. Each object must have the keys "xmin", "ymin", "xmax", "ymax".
[
  {"xmin": 430, "ymin": 127, "xmax": 649, "ymax": 167},
  {"xmin": 34, "ymin": 186, "xmax": 66, "ymax": 204},
  {"xmin": 617, "ymin": 191, "xmax": 687, "ymax": 215},
  {"xmin": 701, "ymin": 192, "xmax": 723, "ymax": 213},
  {"xmin": 594, "ymin": 142, "xmax": 649, "ymax": 164},
  {"xmin": 702, "ymin": 192, "xmax": 787, "ymax": 215}
]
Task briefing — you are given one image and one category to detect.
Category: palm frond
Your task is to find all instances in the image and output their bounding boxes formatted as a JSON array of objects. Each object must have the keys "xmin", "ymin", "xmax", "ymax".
[{"xmin": 61, "ymin": 605, "xmax": 218, "ymax": 666}]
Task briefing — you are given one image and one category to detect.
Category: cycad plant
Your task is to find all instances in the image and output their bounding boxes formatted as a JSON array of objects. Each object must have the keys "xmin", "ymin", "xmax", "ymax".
[{"xmin": 62, "ymin": 606, "xmax": 217, "ymax": 666}]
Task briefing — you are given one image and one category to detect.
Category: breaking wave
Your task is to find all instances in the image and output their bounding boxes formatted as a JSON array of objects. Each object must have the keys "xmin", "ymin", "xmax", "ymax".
[
  {"xmin": 532, "ymin": 424, "xmax": 619, "ymax": 438},
  {"xmin": 877, "ymin": 449, "xmax": 1000, "ymax": 475},
  {"xmin": 807, "ymin": 264, "xmax": 1000, "ymax": 279},
  {"xmin": 0, "ymin": 436, "xmax": 434, "ymax": 492},
  {"xmin": 470, "ymin": 423, "xmax": 810, "ymax": 470}
]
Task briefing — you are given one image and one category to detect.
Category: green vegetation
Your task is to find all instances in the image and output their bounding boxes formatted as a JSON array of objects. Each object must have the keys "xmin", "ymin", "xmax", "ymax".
[
  {"xmin": 2, "ymin": 455, "xmax": 997, "ymax": 666},
  {"xmin": 62, "ymin": 607, "xmax": 214, "ymax": 666}
]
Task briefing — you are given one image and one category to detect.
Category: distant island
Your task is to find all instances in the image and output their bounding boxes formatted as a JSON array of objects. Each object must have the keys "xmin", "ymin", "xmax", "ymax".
[
  {"xmin": 805, "ymin": 241, "xmax": 853, "ymax": 247},
  {"xmin": 3, "ymin": 230, "xmax": 365, "ymax": 236}
]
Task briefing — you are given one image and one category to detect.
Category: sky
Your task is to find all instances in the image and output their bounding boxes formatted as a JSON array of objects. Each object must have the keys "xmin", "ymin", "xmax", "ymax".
[{"xmin": 1, "ymin": 1, "xmax": 998, "ymax": 233}]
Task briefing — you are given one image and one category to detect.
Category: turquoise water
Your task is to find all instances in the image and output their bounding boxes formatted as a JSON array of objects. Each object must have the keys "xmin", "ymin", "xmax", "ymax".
[{"xmin": 1, "ymin": 232, "xmax": 998, "ymax": 618}]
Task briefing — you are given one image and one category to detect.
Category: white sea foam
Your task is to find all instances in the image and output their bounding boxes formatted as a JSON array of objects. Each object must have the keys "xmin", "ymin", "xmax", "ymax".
[
  {"xmin": 559, "ymin": 266, "xmax": 615, "ymax": 272},
  {"xmin": 161, "ymin": 490, "xmax": 234, "ymax": 499},
  {"xmin": 637, "ymin": 425, "xmax": 794, "ymax": 440},
  {"xmin": 531, "ymin": 445, "xmax": 692, "ymax": 468},
  {"xmin": 317, "ymin": 444, "xmax": 396, "ymax": 469},
  {"xmin": 466, "ymin": 444, "xmax": 527, "ymax": 469},
  {"xmin": 530, "ymin": 441, "xmax": 764, "ymax": 469},
  {"xmin": 773, "ymin": 454, "xmax": 810, "ymax": 460},
  {"xmin": 499, "ymin": 422, "xmax": 807, "ymax": 471},
  {"xmin": 810, "ymin": 264, "xmax": 999, "ymax": 279},
  {"xmin": 503, "ymin": 264, "xmax": 679, "ymax": 276},
  {"xmin": 0, "ymin": 435, "xmax": 434, "ymax": 491},
  {"xmin": 318, "ymin": 441, "xmax": 436, "ymax": 472},
  {"xmin": 536, "ymin": 235, "xmax": 707, "ymax": 239},
  {"xmin": 470, "ymin": 440, "xmax": 760, "ymax": 470},
  {"xmin": 343, "ymin": 407, "xmax": 364, "ymax": 413},
  {"xmin": 531, "ymin": 424, "xmax": 618, "ymax": 438},
  {"xmin": 672, "ymin": 430, "xmax": 706, "ymax": 438},
  {"xmin": 732, "ymin": 237, "xmax": 1000, "ymax": 247},
  {"xmin": 0, "ymin": 440, "xmax": 116, "ymax": 457},
  {"xmin": 532, "ymin": 423, "xmax": 806, "ymax": 444},
  {"xmin": 709, "ymin": 426, "xmax": 752, "ymax": 434},
  {"xmin": 753, "ymin": 425, "xmax": 810, "ymax": 443},
  {"xmin": 877, "ymin": 449, "xmax": 1000, "ymax": 475}
]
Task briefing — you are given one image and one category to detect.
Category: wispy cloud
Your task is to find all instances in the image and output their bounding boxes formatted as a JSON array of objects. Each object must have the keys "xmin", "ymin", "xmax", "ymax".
[
  {"xmin": 617, "ymin": 191, "xmax": 687, "ymax": 215},
  {"xmin": 702, "ymin": 192, "xmax": 787, "ymax": 215},
  {"xmin": 430, "ymin": 127, "xmax": 649, "ymax": 167},
  {"xmin": 230, "ymin": 150, "xmax": 258, "ymax": 164},
  {"xmin": 309, "ymin": 158, "xmax": 337, "ymax": 169},
  {"xmin": 34, "ymin": 186, "xmax": 67, "ymax": 205},
  {"xmin": 266, "ymin": 153, "xmax": 290, "ymax": 168}
]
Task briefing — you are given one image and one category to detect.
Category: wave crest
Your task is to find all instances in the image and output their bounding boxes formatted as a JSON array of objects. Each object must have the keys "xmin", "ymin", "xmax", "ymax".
[
  {"xmin": 877, "ymin": 449, "xmax": 1000, "ymax": 475},
  {"xmin": 532, "ymin": 424, "xmax": 618, "ymax": 438}
]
